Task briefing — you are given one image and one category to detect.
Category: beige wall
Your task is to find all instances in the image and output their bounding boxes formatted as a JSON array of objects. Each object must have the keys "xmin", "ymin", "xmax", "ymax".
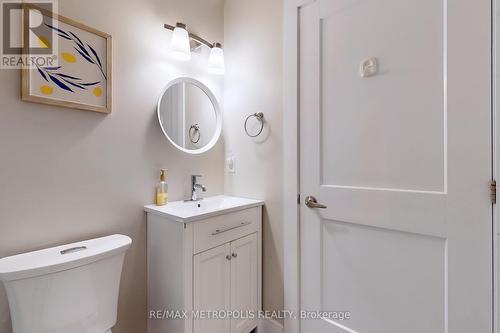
[
  {"xmin": 223, "ymin": 0, "xmax": 284, "ymax": 319},
  {"xmin": 0, "ymin": 0, "xmax": 224, "ymax": 332}
]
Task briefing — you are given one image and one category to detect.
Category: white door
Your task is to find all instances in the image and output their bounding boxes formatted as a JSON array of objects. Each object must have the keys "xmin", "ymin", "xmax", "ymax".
[
  {"xmin": 299, "ymin": 0, "xmax": 492, "ymax": 332},
  {"xmin": 230, "ymin": 233, "xmax": 259, "ymax": 333},
  {"xmin": 193, "ymin": 243, "xmax": 231, "ymax": 333}
]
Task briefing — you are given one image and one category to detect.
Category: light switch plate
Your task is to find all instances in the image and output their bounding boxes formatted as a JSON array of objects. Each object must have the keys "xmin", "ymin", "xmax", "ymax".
[{"xmin": 226, "ymin": 156, "xmax": 236, "ymax": 174}]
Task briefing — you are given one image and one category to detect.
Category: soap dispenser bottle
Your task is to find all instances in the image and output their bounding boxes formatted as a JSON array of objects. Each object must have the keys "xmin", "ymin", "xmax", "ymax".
[{"xmin": 156, "ymin": 169, "xmax": 168, "ymax": 206}]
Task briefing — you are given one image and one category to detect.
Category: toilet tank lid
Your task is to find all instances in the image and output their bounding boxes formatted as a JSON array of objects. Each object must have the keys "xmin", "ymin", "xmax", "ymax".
[{"xmin": 0, "ymin": 234, "xmax": 132, "ymax": 281}]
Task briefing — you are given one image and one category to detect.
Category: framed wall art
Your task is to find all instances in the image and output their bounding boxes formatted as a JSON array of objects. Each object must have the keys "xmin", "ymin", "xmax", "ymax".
[{"xmin": 21, "ymin": 4, "xmax": 112, "ymax": 113}]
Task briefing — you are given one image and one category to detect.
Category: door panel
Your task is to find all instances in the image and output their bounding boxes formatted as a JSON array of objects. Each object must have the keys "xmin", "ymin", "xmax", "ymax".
[
  {"xmin": 231, "ymin": 233, "xmax": 258, "ymax": 333},
  {"xmin": 319, "ymin": 0, "xmax": 445, "ymax": 192},
  {"xmin": 299, "ymin": 0, "xmax": 492, "ymax": 332},
  {"xmin": 322, "ymin": 221, "xmax": 445, "ymax": 332},
  {"xmin": 193, "ymin": 243, "xmax": 231, "ymax": 333}
]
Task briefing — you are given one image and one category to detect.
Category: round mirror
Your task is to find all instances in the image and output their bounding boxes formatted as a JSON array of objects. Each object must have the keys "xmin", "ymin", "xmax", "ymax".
[{"xmin": 157, "ymin": 78, "xmax": 222, "ymax": 154}]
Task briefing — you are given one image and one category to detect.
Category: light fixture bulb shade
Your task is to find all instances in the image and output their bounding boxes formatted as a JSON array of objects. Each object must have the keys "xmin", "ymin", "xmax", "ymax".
[
  {"xmin": 208, "ymin": 46, "xmax": 225, "ymax": 75},
  {"xmin": 170, "ymin": 26, "xmax": 191, "ymax": 61}
]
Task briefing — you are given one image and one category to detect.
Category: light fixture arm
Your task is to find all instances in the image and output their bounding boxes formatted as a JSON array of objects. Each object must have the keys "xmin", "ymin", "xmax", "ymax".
[{"xmin": 164, "ymin": 23, "xmax": 219, "ymax": 49}]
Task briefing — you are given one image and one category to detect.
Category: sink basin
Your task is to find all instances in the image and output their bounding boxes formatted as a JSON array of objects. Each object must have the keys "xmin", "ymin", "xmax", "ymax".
[{"xmin": 144, "ymin": 195, "xmax": 264, "ymax": 223}]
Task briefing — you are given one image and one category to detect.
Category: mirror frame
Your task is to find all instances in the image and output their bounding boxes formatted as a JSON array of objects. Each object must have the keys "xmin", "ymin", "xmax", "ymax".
[{"xmin": 157, "ymin": 77, "xmax": 222, "ymax": 155}]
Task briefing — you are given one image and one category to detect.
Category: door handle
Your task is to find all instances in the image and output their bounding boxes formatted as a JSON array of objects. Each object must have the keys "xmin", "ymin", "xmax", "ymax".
[{"xmin": 305, "ymin": 196, "xmax": 327, "ymax": 209}]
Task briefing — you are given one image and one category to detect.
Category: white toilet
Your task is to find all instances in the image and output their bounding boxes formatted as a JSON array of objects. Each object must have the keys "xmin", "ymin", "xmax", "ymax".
[{"xmin": 0, "ymin": 234, "xmax": 131, "ymax": 333}]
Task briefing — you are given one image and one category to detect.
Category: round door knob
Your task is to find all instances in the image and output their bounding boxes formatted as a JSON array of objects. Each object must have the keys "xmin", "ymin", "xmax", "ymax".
[
  {"xmin": 232, "ymin": 253, "xmax": 238, "ymax": 258},
  {"xmin": 226, "ymin": 255, "xmax": 232, "ymax": 261}
]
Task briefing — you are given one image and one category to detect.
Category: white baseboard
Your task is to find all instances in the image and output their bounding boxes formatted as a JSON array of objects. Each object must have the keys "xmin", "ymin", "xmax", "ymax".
[{"xmin": 259, "ymin": 318, "xmax": 284, "ymax": 333}]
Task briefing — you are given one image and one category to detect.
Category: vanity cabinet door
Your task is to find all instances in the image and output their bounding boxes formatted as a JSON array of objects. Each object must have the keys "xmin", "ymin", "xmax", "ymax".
[
  {"xmin": 193, "ymin": 243, "xmax": 231, "ymax": 333},
  {"xmin": 230, "ymin": 233, "xmax": 258, "ymax": 333}
]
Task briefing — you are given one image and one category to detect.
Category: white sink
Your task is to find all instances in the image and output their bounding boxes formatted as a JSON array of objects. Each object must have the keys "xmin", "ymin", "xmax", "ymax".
[{"xmin": 144, "ymin": 195, "xmax": 264, "ymax": 223}]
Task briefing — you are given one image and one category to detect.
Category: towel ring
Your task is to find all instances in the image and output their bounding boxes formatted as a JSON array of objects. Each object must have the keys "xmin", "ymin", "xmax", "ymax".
[
  {"xmin": 244, "ymin": 112, "xmax": 264, "ymax": 138},
  {"xmin": 189, "ymin": 124, "xmax": 201, "ymax": 144}
]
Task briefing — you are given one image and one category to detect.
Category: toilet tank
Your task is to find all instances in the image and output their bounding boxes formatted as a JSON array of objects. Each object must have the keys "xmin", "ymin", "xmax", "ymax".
[{"xmin": 0, "ymin": 234, "xmax": 132, "ymax": 333}]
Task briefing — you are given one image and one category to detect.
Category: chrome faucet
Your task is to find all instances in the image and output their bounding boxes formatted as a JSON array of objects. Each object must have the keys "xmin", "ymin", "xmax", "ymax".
[{"xmin": 189, "ymin": 175, "xmax": 206, "ymax": 201}]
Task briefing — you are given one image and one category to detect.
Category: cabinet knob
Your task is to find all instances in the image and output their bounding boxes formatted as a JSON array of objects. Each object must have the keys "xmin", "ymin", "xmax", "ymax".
[
  {"xmin": 226, "ymin": 254, "xmax": 232, "ymax": 261},
  {"xmin": 232, "ymin": 253, "xmax": 238, "ymax": 258}
]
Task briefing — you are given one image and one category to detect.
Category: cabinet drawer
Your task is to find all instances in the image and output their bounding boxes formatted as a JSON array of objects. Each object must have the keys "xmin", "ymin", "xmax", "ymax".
[{"xmin": 193, "ymin": 207, "xmax": 260, "ymax": 254}]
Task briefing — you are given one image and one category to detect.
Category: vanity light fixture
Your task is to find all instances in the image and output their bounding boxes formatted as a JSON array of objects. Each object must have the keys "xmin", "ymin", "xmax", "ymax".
[
  {"xmin": 169, "ymin": 23, "xmax": 191, "ymax": 61},
  {"xmin": 208, "ymin": 43, "xmax": 225, "ymax": 75},
  {"xmin": 164, "ymin": 22, "xmax": 225, "ymax": 74}
]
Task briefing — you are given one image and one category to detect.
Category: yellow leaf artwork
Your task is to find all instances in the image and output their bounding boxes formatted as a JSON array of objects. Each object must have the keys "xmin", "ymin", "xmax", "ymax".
[
  {"xmin": 61, "ymin": 52, "xmax": 77, "ymax": 63},
  {"xmin": 39, "ymin": 85, "xmax": 53, "ymax": 95}
]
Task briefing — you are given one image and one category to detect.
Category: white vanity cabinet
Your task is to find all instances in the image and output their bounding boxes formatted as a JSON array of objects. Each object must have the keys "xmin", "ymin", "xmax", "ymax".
[{"xmin": 145, "ymin": 196, "xmax": 263, "ymax": 333}]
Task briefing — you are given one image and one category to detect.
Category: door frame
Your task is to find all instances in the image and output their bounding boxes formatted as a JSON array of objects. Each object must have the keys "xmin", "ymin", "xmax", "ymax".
[
  {"xmin": 282, "ymin": 0, "xmax": 497, "ymax": 332},
  {"xmin": 283, "ymin": 2, "xmax": 311, "ymax": 333},
  {"xmin": 493, "ymin": 0, "xmax": 498, "ymax": 330}
]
